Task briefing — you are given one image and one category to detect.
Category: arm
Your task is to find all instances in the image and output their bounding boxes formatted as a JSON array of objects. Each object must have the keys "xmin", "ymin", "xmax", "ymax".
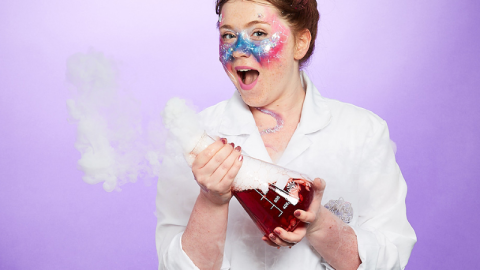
[
  {"xmin": 265, "ymin": 120, "xmax": 416, "ymax": 269},
  {"xmin": 157, "ymin": 138, "xmax": 242, "ymax": 270},
  {"xmin": 263, "ymin": 179, "xmax": 361, "ymax": 270},
  {"xmin": 181, "ymin": 192, "xmax": 229, "ymax": 269},
  {"xmin": 349, "ymin": 120, "xmax": 417, "ymax": 269}
]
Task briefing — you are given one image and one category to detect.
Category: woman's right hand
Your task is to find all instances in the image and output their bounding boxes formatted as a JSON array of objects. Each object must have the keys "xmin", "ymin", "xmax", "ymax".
[{"xmin": 191, "ymin": 138, "xmax": 243, "ymax": 206}]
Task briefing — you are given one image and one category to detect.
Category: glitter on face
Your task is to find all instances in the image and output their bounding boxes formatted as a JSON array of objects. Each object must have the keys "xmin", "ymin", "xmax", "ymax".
[
  {"xmin": 219, "ymin": 14, "xmax": 288, "ymax": 67},
  {"xmin": 255, "ymin": 107, "xmax": 284, "ymax": 135},
  {"xmin": 219, "ymin": 13, "xmax": 223, "ymax": 23}
]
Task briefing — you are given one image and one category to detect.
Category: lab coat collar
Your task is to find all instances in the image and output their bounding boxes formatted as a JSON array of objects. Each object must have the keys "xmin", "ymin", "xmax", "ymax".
[
  {"xmin": 296, "ymin": 71, "xmax": 332, "ymax": 135},
  {"xmin": 218, "ymin": 71, "xmax": 331, "ymax": 165}
]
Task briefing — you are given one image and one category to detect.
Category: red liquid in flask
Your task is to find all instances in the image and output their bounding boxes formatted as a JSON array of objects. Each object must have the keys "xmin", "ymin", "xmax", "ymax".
[{"xmin": 233, "ymin": 178, "xmax": 314, "ymax": 236}]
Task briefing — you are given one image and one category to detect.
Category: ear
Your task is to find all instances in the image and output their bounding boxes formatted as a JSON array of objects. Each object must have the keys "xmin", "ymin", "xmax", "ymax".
[{"xmin": 294, "ymin": 29, "xmax": 311, "ymax": 61}]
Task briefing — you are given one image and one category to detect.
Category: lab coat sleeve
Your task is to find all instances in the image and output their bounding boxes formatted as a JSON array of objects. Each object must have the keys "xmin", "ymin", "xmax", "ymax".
[
  {"xmin": 154, "ymin": 137, "xmax": 199, "ymax": 270},
  {"xmin": 157, "ymin": 228, "xmax": 198, "ymax": 270},
  {"xmin": 352, "ymin": 119, "xmax": 417, "ymax": 270}
]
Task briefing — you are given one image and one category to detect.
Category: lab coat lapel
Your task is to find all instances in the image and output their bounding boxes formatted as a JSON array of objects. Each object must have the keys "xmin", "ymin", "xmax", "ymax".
[
  {"xmin": 277, "ymin": 130, "xmax": 312, "ymax": 167},
  {"xmin": 277, "ymin": 72, "xmax": 332, "ymax": 167},
  {"xmin": 218, "ymin": 92, "xmax": 272, "ymax": 163},
  {"xmin": 241, "ymin": 131, "xmax": 273, "ymax": 163}
]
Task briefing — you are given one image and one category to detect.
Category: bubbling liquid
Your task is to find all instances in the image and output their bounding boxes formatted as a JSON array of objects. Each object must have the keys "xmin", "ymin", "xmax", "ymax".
[{"xmin": 233, "ymin": 178, "xmax": 313, "ymax": 236}]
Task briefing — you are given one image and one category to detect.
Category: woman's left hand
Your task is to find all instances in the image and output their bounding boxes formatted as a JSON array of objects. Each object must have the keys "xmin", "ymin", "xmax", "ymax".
[{"xmin": 262, "ymin": 178, "xmax": 326, "ymax": 248}]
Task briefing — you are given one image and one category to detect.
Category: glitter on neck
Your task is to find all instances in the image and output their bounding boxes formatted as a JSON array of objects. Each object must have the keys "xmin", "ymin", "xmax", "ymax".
[{"xmin": 256, "ymin": 107, "xmax": 284, "ymax": 135}]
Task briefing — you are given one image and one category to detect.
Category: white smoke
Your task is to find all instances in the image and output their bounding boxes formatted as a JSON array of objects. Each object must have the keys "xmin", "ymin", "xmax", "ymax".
[
  {"xmin": 66, "ymin": 50, "xmax": 164, "ymax": 192},
  {"xmin": 161, "ymin": 98, "xmax": 204, "ymax": 155}
]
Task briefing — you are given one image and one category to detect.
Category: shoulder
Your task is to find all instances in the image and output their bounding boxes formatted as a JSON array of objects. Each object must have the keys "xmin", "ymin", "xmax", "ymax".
[
  {"xmin": 198, "ymin": 99, "xmax": 228, "ymax": 121},
  {"xmin": 322, "ymin": 97, "xmax": 388, "ymax": 136},
  {"xmin": 198, "ymin": 99, "xmax": 229, "ymax": 132}
]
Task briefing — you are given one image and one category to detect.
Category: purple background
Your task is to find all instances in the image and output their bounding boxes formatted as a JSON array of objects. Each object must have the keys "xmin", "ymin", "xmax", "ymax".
[{"xmin": 1, "ymin": 0, "xmax": 479, "ymax": 269}]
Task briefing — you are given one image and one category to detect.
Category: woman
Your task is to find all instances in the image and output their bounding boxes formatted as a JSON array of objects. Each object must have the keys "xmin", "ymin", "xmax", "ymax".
[{"xmin": 156, "ymin": 0, "xmax": 416, "ymax": 269}]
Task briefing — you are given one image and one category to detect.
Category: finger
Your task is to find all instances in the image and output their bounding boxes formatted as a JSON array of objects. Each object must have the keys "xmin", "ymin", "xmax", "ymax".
[
  {"xmin": 305, "ymin": 178, "xmax": 326, "ymax": 215},
  {"xmin": 201, "ymin": 141, "xmax": 235, "ymax": 178},
  {"xmin": 210, "ymin": 145, "xmax": 241, "ymax": 187},
  {"xmin": 268, "ymin": 232, "xmax": 295, "ymax": 247},
  {"xmin": 294, "ymin": 209, "xmax": 316, "ymax": 224},
  {"xmin": 192, "ymin": 138, "xmax": 227, "ymax": 170},
  {"xmin": 273, "ymin": 226, "xmax": 306, "ymax": 244},
  {"xmin": 219, "ymin": 146, "xmax": 243, "ymax": 186},
  {"xmin": 262, "ymin": 236, "xmax": 280, "ymax": 248}
]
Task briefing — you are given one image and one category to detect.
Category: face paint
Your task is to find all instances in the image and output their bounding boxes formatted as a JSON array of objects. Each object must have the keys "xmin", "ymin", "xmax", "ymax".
[
  {"xmin": 255, "ymin": 107, "xmax": 284, "ymax": 135},
  {"xmin": 219, "ymin": 13, "xmax": 288, "ymax": 67}
]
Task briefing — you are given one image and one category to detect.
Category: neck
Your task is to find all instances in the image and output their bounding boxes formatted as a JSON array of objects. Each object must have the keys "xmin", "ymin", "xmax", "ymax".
[
  {"xmin": 251, "ymin": 71, "xmax": 305, "ymax": 123},
  {"xmin": 249, "ymin": 71, "xmax": 306, "ymax": 163}
]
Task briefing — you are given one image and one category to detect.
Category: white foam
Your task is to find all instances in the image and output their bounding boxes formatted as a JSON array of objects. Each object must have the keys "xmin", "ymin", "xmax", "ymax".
[{"xmin": 233, "ymin": 156, "xmax": 309, "ymax": 196}]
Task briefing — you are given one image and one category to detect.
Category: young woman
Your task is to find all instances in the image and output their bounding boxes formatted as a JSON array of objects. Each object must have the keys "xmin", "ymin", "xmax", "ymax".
[{"xmin": 156, "ymin": 0, "xmax": 416, "ymax": 269}]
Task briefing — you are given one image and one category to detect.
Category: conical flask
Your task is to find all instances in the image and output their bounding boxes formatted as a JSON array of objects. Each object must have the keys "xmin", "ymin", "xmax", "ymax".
[{"xmin": 185, "ymin": 132, "xmax": 314, "ymax": 236}]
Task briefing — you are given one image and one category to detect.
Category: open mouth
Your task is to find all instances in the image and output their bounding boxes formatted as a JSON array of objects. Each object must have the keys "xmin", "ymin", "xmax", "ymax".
[{"xmin": 236, "ymin": 67, "xmax": 259, "ymax": 90}]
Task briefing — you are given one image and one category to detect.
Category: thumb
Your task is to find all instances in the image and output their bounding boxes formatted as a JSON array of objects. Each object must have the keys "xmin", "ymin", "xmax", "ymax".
[
  {"xmin": 294, "ymin": 178, "xmax": 326, "ymax": 223},
  {"xmin": 309, "ymin": 178, "xmax": 326, "ymax": 213},
  {"xmin": 313, "ymin": 178, "xmax": 326, "ymax": 199}
]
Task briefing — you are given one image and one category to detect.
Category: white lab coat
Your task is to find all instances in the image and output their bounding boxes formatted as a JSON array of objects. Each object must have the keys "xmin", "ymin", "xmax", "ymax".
[{"xmin": 156, "ymin": 72, "xmax": 417, "ymax": 270}]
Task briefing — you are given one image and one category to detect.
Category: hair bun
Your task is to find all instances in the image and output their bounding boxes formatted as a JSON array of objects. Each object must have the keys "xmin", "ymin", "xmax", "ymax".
[{"xmin": 292, "ymin": 0, "xmax": 309, "ymax": 10}]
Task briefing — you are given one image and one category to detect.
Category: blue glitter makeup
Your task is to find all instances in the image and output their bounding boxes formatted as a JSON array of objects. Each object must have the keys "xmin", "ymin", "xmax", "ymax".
[{"xmin": 219, "ymin": 30, "xmax": 283, "ymax": 66}]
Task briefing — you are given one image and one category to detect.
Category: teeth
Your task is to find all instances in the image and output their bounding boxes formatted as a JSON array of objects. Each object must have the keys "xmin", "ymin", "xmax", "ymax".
[{"xmin": 238, "ymin": 69, "xmax": 251, "ymax": 72}]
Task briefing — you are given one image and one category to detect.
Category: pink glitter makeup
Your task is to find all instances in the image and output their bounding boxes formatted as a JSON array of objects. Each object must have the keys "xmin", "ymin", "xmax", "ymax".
[{"xmin": 219, "ymin": 12, "xmax": 289, "ymax": 67}]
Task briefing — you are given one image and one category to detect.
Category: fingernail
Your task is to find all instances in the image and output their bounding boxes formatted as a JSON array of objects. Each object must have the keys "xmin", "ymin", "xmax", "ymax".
[
  {"xmin": 274, "ymin": 229, "xmax": 280, "ymax": 235},
  {"xmin": 229, "ymin": 142, "xmax": 235, "ymax": 148},
  {"xmin": 238, "ymin": 155, "xmax": 243, "ymax": 161},
  {"xmin": 270, "ymin": 234, "xmax": 276, "ymax": 240},
  {"xmin": 294, "ymin": 211, "xmax": 301, "ymax": 217},
  {"xmin": 235, "ymin": 146, "xmax": 242, "ymax": 152},
  {"xmin": 220, "ymin": 138, "xmax": 227, "ymax": 144}
]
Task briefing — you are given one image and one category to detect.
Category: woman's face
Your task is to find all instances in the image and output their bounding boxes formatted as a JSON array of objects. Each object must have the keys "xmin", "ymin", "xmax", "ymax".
[{"xmin": 219, "ymin": 0, "xmax": 298, "ymax": 108}]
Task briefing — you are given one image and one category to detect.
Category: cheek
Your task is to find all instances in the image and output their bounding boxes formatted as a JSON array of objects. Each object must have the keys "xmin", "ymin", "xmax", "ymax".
[
  {"xmin": 252, "ymin": 41, "xmax": 283, "ymax": 66},
  {"xmin": 263, "ymin": 38, "xmax": 285, "ymax": 63},
  {"xmin": 222, "ymin": 62, "xmax": 236, "ymax": 81},
  {"xmin": 254, "ymin": 28, "xmax": 290, "ymax": 66},
  {"xmin": 219, "ymin": 40, "xmax": 234, "ymax": 66}
]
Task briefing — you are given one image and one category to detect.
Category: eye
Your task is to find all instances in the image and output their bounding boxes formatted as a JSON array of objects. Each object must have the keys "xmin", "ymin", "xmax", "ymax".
[
  {"xmin": 222, "ymin": 33, "xmax": 236, "ymax": 41},
  {"xmin": 252, "ymin": 31, "xmax": 267, "ymax": 38}
]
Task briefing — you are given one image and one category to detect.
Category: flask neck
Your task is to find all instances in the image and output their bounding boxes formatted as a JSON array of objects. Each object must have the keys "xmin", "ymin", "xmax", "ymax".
[{"xmin": 185, "ymin": 132, "xmax": 216, "ymax": 167}]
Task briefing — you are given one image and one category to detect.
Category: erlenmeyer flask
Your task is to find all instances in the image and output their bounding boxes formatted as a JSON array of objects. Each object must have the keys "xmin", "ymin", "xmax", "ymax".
[{"xmin": 185, "ymin": 132, "xmax": 314, "ymax": 236}]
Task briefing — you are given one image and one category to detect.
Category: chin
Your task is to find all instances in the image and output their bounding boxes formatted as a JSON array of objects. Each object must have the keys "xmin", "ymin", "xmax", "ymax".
[{"xmin": 238, "ymin": 90, "xmax": 267, "ymax": 108}]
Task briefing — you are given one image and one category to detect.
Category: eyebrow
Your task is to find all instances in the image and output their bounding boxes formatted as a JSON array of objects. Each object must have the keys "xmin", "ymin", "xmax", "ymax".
[{"xmin": 220, "ymin": 20, "xmax": 270, "ymax": 31}]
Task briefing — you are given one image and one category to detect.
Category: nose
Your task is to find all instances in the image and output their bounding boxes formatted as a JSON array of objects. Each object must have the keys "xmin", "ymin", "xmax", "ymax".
[
  {"xmin": 232, "ymin": 50, "xmax": 248, "ymax": 58},
  {"xmin": 232, "ymin": 32, "xmax": 252, "ymax": 58}
]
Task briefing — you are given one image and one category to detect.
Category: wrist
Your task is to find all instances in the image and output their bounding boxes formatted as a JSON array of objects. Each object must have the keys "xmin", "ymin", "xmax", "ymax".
[
  {"xmin": 306, "ymin": 206, "xmax": 337, "ymax": 241},
  {"xmin": 198, "ymin": 190, "xmax": 231, "ymax": 208}
]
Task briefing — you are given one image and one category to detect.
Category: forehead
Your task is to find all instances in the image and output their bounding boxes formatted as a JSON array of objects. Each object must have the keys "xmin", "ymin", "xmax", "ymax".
[{"xmin": 221, "ymin": 0, "xmax": 279, "ymax": 26}]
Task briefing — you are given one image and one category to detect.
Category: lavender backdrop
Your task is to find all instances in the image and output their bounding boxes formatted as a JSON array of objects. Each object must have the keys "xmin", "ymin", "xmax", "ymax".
[{"xmin": 1, "ymin": 0, "xmax": 479, "ymax": 269}]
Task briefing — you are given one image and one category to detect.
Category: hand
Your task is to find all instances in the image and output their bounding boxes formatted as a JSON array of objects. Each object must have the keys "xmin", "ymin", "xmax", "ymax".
[
  {"xmin": 191, "ymin": 138, "xmax": 243, "ymax": 206},
  {"xmin": 262, "ymin": 178, "xmax": 326, "ymax": 248}
]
